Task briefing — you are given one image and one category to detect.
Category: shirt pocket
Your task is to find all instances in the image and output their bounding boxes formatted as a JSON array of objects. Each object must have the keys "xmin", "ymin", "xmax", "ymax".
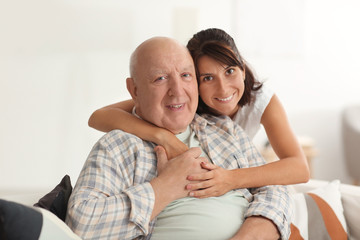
[{"xmin": 220, "ymin": 152, "xmax": 249, "ymax": 169}]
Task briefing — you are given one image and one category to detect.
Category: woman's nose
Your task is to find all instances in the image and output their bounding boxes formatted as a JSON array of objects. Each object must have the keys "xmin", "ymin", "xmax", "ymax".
[{"xmin": 216, "ymin": 77, "xmax": 227, "ymax": 93}]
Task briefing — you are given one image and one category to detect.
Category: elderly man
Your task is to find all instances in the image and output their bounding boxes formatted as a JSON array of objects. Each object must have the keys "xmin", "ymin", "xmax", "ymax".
[{"xmin": 66, "ymin": 37, "xmax": 291, "ymax": 240}]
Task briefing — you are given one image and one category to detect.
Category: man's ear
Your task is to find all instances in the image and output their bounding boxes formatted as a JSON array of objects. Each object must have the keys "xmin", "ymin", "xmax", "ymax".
[{"xmin": 126, "ymin": 77, "xmax": 137, "ymax": 101}]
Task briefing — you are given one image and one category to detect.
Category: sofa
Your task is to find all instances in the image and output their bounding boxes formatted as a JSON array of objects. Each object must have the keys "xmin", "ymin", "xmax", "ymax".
[
  {"xmin": 342, "ymin": 104, "xmax": 360, "ymax": 185},
  {"xmin": 1, "ymin": 178, "xmax": 359, "ymax": 239},
  {"xmin": 291, "ymin": 179, "xmax": 360, "ymax": 240}
]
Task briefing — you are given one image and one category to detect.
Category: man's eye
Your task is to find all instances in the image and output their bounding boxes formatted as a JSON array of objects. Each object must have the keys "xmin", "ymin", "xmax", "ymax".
[
  {"xmin": 156, "ymin": 76, "xmax": 166, "ymax": 81},
  {"xmin": 182, "ymin": 73, "xmax": 191, "ymax": 78}
]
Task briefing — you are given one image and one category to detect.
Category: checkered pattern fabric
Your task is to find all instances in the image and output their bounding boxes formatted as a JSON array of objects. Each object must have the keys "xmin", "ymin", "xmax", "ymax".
[{"xmin": 66, "ymin": 114, "xmax": 292, "ymax": 239}]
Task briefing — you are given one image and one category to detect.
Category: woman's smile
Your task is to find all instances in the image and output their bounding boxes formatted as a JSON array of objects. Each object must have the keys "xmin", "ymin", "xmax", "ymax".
[
  {"xmin": 198, "ymin": 55, "xmax": 245, "ymax": 116},
  {"xmin": 215, "ymin": 92, "xmax": 235, "ymax": 102}
]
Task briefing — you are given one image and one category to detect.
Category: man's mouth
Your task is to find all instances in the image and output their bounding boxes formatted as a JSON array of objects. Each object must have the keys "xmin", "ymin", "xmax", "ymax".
[{"xmin": 167, "ymin": 103, "xmax": 185, "ymax": 110}]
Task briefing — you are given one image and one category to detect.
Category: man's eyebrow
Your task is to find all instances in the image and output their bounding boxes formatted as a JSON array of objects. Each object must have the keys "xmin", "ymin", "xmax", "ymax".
[
  {"xmin": 182, "ymin": 65, "xmax": 195, "ymax": 72},
  {"xmin": 148, "ymin": 68, "xmax": 167, "ymax": 75}
]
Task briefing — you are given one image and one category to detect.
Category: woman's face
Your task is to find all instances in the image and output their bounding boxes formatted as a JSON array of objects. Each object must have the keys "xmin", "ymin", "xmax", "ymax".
[{"xmin": 197, "ymin": 55, "xmax": 245, "ymax": 118}]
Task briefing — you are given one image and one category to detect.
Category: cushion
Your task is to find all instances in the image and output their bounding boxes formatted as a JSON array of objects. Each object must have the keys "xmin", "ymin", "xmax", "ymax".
[
  {"xmin": 289, "ymin": 180, "xmax": 348, "ymax": 240},
  {"xmin": 34, "ymin": 175, "xmax": 72, "ymax": 221},
  {"xmin": 340, "ymin": 184, "xmax": 360, "ymax": 240},
  {"xmin": 0, "ymin": 199, "xmax": 81, "ymax": 240}
]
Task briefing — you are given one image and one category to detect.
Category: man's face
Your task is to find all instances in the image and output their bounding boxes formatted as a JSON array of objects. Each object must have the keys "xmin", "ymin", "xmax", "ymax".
[{"xmin": 128, "ymin": 38, "xmax": 198, "ymax": 134}]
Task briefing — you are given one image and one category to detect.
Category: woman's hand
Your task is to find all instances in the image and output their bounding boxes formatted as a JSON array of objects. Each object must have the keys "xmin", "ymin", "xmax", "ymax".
[
  {"xmin": 186, "ymin": 162, "xmax": 235, "ymax": 198},
  {"xmin": 159, "ymin": 130, "xmax": 189, "ymax": 160}
]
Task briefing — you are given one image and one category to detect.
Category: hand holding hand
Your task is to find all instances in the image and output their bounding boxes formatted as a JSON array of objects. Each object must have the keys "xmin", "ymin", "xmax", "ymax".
[
  {"xmin": 186, "ymin": 162, "xmax": 234, "ymax": 198},
  {"xmin": 153, "ymin": 146, "xmax": 207, "ymax": 200}
]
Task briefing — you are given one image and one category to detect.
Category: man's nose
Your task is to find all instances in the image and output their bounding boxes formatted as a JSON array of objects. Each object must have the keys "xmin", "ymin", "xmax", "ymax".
[{"xmin": 168, "ymin": 76, "xmax": 184, "ymax": 97}]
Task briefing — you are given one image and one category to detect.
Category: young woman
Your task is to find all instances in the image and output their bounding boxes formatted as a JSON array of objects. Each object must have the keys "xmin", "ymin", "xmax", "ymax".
[{"xmin": 88, "ymin": 28, "xmax": 309, "ymax": 198}]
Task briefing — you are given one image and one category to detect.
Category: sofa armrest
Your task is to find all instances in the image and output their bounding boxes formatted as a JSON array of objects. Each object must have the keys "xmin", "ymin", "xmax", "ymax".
[{"xmin": 292, "ymin": 179, "xmax": 360, "ymax": 240}]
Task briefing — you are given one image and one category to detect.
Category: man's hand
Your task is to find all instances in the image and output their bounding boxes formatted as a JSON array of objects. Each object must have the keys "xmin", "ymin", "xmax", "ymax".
[
  {"xmin": 186, "ymin": 162, "xmax": 234, "ymax": 198},
  {"xmin": 150, "ymin": 146, "xmax": 207, "ymax": 219},
  {"xmin": 230, "ymin": 216, "xmax": 280, "ymax": 240}
]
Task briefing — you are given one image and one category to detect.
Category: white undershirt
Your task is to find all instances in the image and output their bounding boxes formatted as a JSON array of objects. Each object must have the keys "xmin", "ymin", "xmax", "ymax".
[{"xmin": 151, "ymin": 126, "xmax": 248, "ymax": 240}]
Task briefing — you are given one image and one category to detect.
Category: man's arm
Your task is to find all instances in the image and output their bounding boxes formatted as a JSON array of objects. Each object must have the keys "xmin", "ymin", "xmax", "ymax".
[
  {"xmin": 66, "ymin": 132, "xmax": 205, "ymax": 239},
  {"xmin": 230, "ymin": 216, "xmax": 280, "ymax": 240},
  {"xmin": 66, "ymin": 134, "xmax": 155, "ymax": 239},
  {"xmin": 235, "ymin": 126, "xmax": 292, "ymax": 240}
]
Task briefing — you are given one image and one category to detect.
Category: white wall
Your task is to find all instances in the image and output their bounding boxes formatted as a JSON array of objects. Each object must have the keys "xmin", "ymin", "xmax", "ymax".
[
  {"xmin": 234, "ymin": 0, "xmax": 360, "ymax": 183},
  {"xmin": 1, "ymin": 0, "xmax": 359, "ymax": 193},
  {"xmin": 0, "ymin": 0, "xmax": 234, "ymax": 191}
]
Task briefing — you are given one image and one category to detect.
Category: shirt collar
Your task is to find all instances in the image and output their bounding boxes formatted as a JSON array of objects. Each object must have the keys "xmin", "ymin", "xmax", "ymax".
[{"xmin": 191, "ymin": 114, "xmax": 216, "ymax": 128}]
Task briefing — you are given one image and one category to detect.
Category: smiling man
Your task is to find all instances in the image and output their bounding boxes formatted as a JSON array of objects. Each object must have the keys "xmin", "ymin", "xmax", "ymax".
[
  {"xmin": 127, "ymin": 37, "xmax": 198, "ymax": 134},
  {"xmin": 66, "ymin": 37, "xmax": 292, "ymax": 240}
]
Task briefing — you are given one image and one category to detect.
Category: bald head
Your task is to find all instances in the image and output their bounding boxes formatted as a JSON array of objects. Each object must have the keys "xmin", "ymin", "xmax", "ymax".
[
  {"xmin": 129, "ymin": 37, "xmax": 191, "ymax": 80},
  {"xmin": 126, "ymin": 36, "xmax": 198, "ymax": 133}
]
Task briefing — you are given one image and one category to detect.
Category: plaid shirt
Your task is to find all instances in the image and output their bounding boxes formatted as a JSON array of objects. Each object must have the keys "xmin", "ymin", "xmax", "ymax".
[{"xmin": 66, "ymin": 114, "xmax": 292, "ymax": 240}]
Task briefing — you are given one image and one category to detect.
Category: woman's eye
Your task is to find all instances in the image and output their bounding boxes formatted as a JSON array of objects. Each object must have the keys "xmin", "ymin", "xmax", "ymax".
[
  {"xmin": 203, "ymin": 76, "xmax": 213, "ymax": 82},
  {"xmin": 226, "ymin": 68, "xmax": 235, "ymax": 75}
]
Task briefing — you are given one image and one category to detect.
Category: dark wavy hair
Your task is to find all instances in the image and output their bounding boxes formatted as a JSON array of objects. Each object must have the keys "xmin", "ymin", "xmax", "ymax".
[{"xmin": 187, "ymin": 28, "xmax": 262, "ymax": 115}]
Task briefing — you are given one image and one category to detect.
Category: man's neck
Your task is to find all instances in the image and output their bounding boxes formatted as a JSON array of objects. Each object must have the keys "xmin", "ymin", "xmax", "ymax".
[{"xmin": 132, "ymin": 106, "xmax": 189, "ymax": 135}]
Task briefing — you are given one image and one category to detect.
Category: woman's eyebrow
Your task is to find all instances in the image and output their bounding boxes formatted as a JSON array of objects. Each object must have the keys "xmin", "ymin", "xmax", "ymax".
[
  {"xmin": 222, "ymin": 64, "xmax": 232, "ymax": 69},
  {"xmin": 199, "ymin": 72, "xmax": 212, "ymax": 76}
]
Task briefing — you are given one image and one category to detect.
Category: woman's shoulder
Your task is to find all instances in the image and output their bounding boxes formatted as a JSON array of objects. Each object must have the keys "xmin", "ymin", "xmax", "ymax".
[
  {"xmin": 231, "ymin": 83, "xmax": 275, "ymax": 138},
  {"xmin": 253, "ymin": 83, "xmax": 274, "ymax": 105},
  {"xmin": 240, "ymin": 83, "xmax": 274, "ymax": 116}
]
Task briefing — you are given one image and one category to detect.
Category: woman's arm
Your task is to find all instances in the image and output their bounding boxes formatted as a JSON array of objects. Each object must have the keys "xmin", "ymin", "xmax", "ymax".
[
  {"xmin": 88, "ymin": 100, "xmax": 135, "ymax": 133},
  {"xmin": 186, "ymin": 95, "xmax": 310, "ymax": 197},
  {"xmin": 248, "ymin": 94, "xmax": 310, "ymax": 185},
  {"xmin": 229, "ymin": 94, "xmax": 309, "ymax": 188},
  {"xmin": 88, "ymin": 100, "xmax": 188, "ymax": 159}
]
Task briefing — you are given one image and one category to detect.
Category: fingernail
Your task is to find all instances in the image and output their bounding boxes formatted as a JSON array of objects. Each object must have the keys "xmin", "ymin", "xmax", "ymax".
[{"xmin": 189, "ymin": 192, "xmax": 194, "ymax": 197}]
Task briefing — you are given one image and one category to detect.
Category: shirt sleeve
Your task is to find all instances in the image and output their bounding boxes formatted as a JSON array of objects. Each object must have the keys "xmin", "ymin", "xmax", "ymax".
[
  {"xmin": 235, "ymin": 126, "xmax": 293, "ymax": 240},
  {"xmin": 66, "ymin": 133, "xmax": 155, "ymax": 240},
  {"xmin": 232, "ymin": 84, "xmax": 274, "ymax": 139}
]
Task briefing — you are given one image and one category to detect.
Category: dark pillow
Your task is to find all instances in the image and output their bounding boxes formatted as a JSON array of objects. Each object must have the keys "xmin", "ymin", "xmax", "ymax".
[
  {"xmin": 0, "ymin": 199, "xmax": 42, "ymax": 240},
  {"xmin": 34, "ymin": 175, "xmax": 72, "ymax": 221},
  {"xmin": 0, "ymin": 199, "xmax": 81, "ymax": 240}
]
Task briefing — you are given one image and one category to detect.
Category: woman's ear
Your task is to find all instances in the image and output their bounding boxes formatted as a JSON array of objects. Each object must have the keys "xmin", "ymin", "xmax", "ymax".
[{"xmin": 126, "ymin": 77, "xmax": 137, "ymax": 100}]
